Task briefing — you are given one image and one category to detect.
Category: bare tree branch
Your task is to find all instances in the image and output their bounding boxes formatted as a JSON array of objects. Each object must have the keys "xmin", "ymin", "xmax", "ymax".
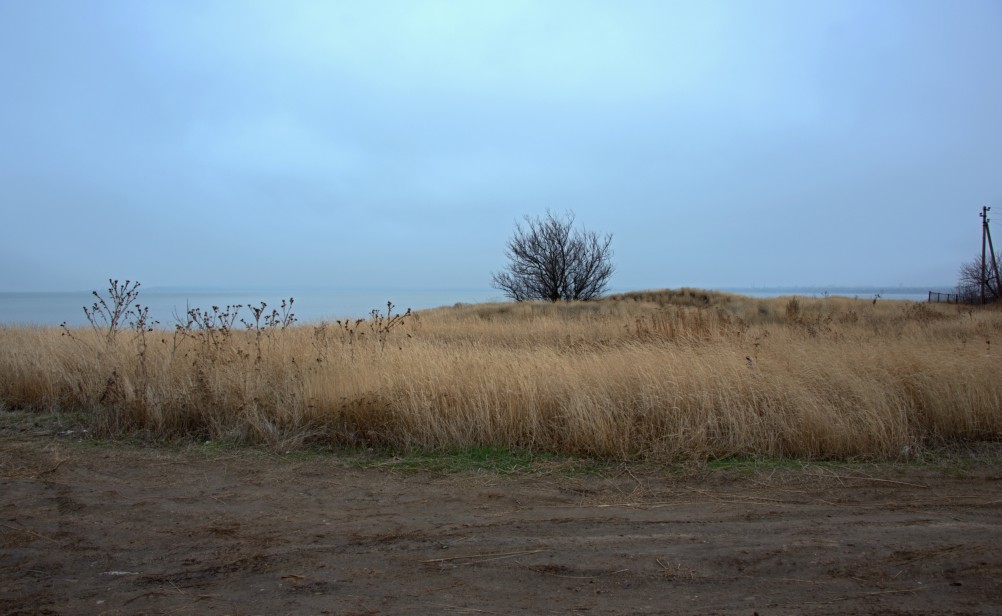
[
  {"xmin": 491, "ymin": 211, "xmax": 614, "ymax": 302},
  {"xmin": 957, "ymin": 252, "xmax": 1002, "ymax": 304}
]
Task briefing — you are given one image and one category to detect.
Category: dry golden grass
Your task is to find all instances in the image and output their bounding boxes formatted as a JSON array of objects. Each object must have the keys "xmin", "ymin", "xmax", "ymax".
[{"xmin": 2, "ymin": 290, "xmax": 1000, "ymax": 461}]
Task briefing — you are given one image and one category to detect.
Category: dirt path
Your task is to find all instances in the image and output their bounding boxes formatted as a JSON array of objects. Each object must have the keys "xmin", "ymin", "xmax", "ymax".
[{"xmin": 2, "ymin": 426, "xmax": 1001, "ymax": 615}]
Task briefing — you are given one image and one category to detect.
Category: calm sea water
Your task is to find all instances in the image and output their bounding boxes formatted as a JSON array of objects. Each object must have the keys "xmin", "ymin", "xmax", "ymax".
[
  {"xmin": 0, "ymin": 286, "xmax": 944, "ymax": 327},
  {"xmin": 0, "ymin": 288, "xmax": 501, "ymax": 327},
  {"xmin": 723, "ymin": 287, "xmax": 938, "ymax": 303}
]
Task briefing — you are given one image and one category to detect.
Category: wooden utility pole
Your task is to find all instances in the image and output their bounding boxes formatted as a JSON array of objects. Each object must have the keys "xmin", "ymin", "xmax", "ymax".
[
  {"xmin": 982, "ymin": 207, "xmax": 988, "ymax": 304},
  {"xmin": 981, "ymin": 206, "xmax": 1000, "ymax": 304}
]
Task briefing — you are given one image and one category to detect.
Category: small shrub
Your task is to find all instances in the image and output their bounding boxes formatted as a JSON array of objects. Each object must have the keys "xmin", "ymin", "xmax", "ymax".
[{"xmin": 785, "ymin": 297, "xmax": 801, "ymax": 322}]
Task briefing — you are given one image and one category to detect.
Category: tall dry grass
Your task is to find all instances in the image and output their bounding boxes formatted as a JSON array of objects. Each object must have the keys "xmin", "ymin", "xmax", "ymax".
[{"xmin": 1, "ymin": 289, "xmax": 1000, "ymax": 461}]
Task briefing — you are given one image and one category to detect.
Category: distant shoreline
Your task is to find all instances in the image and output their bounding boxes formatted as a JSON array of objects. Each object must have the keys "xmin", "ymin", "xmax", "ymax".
[
  {"xmin": 718, "ymin": 286, "xmax": 953, "ymax": 295},
  {"xmin": 0, "ymin": 285, "xmax": 953, "ymax": 327}
]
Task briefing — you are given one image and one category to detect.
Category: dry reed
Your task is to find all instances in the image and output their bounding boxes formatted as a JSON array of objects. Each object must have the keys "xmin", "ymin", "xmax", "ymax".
[{"xmin": 1, "ymin": 290, "xmax": 1000, "ymax": 461}]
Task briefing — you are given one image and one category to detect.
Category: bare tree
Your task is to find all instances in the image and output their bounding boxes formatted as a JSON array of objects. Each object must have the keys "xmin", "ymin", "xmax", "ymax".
[
  {"xmin": 492, "ymin": 211, "xmax": 614, "ymax": 302},
  {"xmin": 957, "ymin": 252, "xmax": 1002, "ymax": 304}
]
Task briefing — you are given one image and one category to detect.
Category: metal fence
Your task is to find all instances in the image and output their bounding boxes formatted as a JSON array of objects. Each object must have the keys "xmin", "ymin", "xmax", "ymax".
[{"xmin": 928, "ymin": 291, "xmax": 960, "ymax": 304}]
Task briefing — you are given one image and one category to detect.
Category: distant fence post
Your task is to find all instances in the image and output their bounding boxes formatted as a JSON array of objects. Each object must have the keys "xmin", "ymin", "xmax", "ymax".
[{"xmin": 927, "ymin": 291, "xmax": 960, "ymax": 304}]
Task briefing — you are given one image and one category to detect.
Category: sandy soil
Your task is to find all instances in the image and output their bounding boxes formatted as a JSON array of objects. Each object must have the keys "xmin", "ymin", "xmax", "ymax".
[{"xmin": 2, "ymin": 420, "xmax": 1001, "ymax": 615}]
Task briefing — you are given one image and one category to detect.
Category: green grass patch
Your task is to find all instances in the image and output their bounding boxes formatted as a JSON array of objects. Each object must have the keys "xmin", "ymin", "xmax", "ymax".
[
  {"xmin": 4, "ymin": 407, "xmax": 1000, "ymax": 477},
  {"xmin": 357, "ymin": 445, "xmax": 615, "ymax": 476}
]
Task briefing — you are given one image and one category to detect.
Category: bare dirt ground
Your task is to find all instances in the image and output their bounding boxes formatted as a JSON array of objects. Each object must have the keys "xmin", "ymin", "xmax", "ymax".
[{"xmin": 2, "ymin": 417, "xmax": 1001, "ymax": 615}]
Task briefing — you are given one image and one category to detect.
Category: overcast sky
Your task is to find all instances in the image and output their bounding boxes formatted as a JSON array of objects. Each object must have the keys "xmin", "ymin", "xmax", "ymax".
[{"xmin": 2, "ymin": 0, "xmax": 1000, "ymax": 293}]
